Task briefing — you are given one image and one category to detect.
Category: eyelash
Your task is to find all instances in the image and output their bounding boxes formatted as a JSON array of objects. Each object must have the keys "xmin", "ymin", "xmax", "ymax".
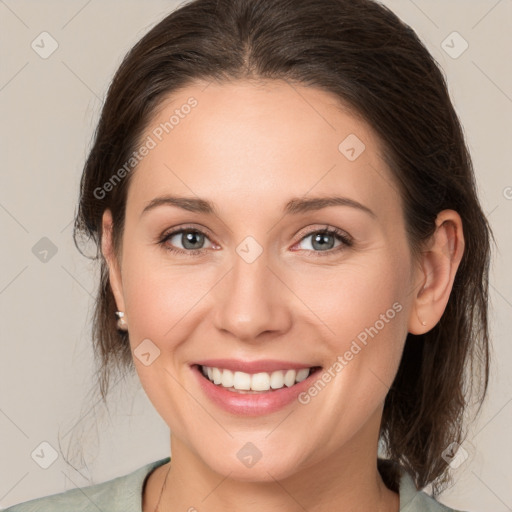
[{"xmin": 157, "ymin": 224, "xmax": 353, "ymax": 258}]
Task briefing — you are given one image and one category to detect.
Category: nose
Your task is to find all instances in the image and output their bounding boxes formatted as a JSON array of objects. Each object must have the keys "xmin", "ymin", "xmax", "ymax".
[{"xmin": 212, "ymin": 248, "xmax": 292, "ymax": 342}]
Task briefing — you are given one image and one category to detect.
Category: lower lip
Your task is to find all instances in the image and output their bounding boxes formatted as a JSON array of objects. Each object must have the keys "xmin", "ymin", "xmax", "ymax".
[{"xmin": 191, "ymin": 365, "xmax": 321, "ymax": 416}]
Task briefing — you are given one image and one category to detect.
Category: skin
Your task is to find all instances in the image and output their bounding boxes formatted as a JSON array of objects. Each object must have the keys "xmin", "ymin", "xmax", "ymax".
[{"xmin": 101, "ymin": 79, "xmax": 464, "ymax": 512}]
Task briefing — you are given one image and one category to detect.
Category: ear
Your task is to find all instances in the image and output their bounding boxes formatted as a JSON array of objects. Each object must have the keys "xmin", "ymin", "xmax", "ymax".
[
  {"xmin": 101, "ymin": 209, "xmax": 126, "ymax": 314},
  {"xmin": 407, "ymin": 209, "xmax": 465, "ymax": 334}
]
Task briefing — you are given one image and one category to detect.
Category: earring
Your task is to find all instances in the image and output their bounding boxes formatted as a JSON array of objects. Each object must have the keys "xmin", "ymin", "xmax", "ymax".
[
  {"xmin": 115, "ymin": 311, "xmax": 128, "ymax": 330},
  {"xmin": 421, "ymin": 319, "xmax": 427, "ymax": 326}
]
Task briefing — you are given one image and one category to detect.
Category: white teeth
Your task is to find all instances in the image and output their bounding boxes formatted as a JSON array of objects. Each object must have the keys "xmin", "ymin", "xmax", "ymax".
[
  {"xmin": 270, "ymin": 370, "xmax": 284, "ymax": 389},
  {"xmin": 200, "ymin": 365, "xmax": 315, "ymax": 392},
  {"xmin": 212, "ymin": 367, "xmax": 222, "ymax": 385},
  {"xmin": 295, "ymin": 368, "xmax": 310, "ymax": 382},
  {"xmin": 233, "ymin": 371, "xmax": 251, "ymax": 390},
  {"xmin": 221, "ymin": 369, "xmax": 234, "ymax": 388},
  {"xmin": 284, "ymin": 369, "xmax": 296, "ymax": 387},
  {"xmin": 251, "ymin": 372, "xmax": 270, "ymax": 391}
]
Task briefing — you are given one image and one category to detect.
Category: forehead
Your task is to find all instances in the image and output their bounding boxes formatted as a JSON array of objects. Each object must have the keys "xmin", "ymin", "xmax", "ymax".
[{"xmin": 127, "ymin": 79, "xmax": 401, "ymax": 222}]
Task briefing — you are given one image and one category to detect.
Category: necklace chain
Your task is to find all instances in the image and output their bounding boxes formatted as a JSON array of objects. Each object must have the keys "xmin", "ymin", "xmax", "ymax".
[{"xmin": 154, "ymin": 463, "xmax": 172, "ymax": 512}]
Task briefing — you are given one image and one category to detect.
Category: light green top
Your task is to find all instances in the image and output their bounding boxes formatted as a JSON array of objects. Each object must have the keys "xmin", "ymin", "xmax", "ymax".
[{"xmin": 4, "ymin": 457, "xmax": 466, "ymax": 511}]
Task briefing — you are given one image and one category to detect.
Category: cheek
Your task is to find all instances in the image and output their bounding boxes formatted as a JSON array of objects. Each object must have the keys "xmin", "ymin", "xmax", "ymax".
[
  {"xmin": 300, "ymin": 264, "xmax": 408, "ymax": 411},
  {"xmin": 119, "ymin": 249, "xmax": 213, "ymax": 431},
  {"xmin": 292, "ymin": 253, "xmax": 408, "ymax": 338},
  {"xmin": 121, "ymin": 247, "xmax": 217, "ymax": 342},
  {"xmin": 294, "ymin": 251, "xmax": 410, "ymax": 398}
]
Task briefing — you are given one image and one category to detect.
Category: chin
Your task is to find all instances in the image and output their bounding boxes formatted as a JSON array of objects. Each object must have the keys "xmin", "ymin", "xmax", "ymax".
[{"xmin": 200, "ymin": 447, "xmax": 307, "ymax": 483}]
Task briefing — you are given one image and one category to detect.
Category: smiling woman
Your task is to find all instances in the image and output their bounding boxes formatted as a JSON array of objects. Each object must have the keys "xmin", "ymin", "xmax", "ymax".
[{"xmin": 5, "ymin": 0, "xmax": 494, "ymax": 511}]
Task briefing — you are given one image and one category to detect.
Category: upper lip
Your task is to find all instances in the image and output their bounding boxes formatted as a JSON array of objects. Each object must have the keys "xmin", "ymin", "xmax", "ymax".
[{"xmin": 193, "ymin": 359, "xmax": 320, "ymax": 374}]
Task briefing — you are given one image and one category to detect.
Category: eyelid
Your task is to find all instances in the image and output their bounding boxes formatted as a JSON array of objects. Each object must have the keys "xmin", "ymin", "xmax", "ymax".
[
  {"xmin": 291, "ymin": 225, "xmax": 353, "ymax": 256},
  {"xmin": 158, "ymin": 223, "xmax": 353, "ymax": 256},
  {"xmin": 294, "ymin": 224, "xmax": 352, "ymax": 244},
  {"xmin": 159, "ymin": 223, "xmax": 215, "ymax": 243},
  {"xmin": 159, "ymin": 224, "xmax": 216, "ymax": 253}
]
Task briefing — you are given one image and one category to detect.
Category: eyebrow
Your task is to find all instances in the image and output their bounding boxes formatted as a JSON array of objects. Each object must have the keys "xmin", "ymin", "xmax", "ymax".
[{"xmin": 140, "ymin": 194, "xmax": 376, "ymax": 219}]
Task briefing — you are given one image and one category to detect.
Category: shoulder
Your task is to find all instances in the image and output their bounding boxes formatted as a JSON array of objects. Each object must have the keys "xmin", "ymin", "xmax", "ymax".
[
  {"xmin": 3, "ymin": 457, "xmax": 171, "ymax": 512},
  {"xmin": 377, "ymin": 457, "xmax": 469, "ymax": 512},
  {"xmin": 398, "ymin": 469, "xmax": 467, "ymax": 512}
]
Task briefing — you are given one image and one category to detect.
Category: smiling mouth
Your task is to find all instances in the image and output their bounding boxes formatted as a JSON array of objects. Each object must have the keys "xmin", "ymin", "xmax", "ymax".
[{"xmin": 195, "ymin": 364, "xmax": 322, "ymax": 393}]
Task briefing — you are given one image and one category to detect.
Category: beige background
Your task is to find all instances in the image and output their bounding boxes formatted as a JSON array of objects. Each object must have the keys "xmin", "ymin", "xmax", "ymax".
[{"xmin": 0, "ymin": 0, "xmax": 511, "ymax": 510}]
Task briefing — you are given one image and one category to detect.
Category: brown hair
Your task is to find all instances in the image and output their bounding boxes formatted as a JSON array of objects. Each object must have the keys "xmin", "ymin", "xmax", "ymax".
[{"xmin": 73, "ymin": 0, "xmax": 494, "ymax": 495}]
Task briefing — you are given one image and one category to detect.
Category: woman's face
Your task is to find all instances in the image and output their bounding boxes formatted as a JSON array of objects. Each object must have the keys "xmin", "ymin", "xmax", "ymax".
[{"xmin": 103, "ymin": 79, "xmax": 425, "ymax": 480}]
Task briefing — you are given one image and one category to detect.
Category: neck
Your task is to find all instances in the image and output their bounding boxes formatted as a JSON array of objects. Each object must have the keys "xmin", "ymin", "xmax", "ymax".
[{"xmin": 147, "ymin": 419, "xmax": 399, "ymax": 512}]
